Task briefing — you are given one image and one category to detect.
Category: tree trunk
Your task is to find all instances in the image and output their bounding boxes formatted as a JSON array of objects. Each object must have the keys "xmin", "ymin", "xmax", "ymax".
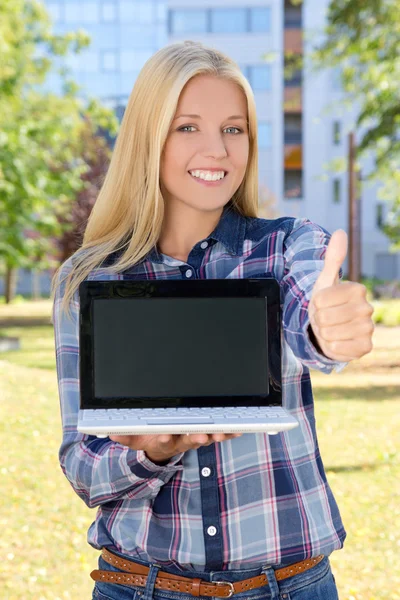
[{"xmin": 5, "ymin": 266, "xmax": 18, "ymax": 304}]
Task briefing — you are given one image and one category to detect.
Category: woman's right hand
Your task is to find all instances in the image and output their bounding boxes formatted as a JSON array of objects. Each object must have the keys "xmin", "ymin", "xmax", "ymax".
[{"xmin": 109, "ymin": 432, "xmax": 242, "ymax": 465}]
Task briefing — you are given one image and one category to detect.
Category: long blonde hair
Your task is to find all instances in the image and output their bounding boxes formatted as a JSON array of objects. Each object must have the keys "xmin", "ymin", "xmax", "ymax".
[{"xmin": 51, "ymin": 40, "xmax": 259, "ymax": 321}]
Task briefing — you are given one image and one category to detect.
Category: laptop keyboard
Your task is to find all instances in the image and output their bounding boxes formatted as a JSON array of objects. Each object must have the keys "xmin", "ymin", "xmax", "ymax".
[{"xmin": 83, "ymin": 406, "xmax": 286, "ymax": 421}]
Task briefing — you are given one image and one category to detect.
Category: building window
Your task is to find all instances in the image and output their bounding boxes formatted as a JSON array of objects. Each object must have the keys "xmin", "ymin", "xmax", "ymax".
[
  {"xmin": 157, "ymin": 3, "xmax": 167, "ymax": 21},
  {"xmin": 248, "ymin": 65, "xmax": 271, "ymax": 91},
  {"xmin": 258, "ymin": 122, "xmax": 272, "ymax": 149},
  {"xmin": 169, "ymin": 7, "xmax": 271, "ymax": 35},
  {"xmin": 81, "ymin": 2, "xmax": 99, "ymax": 24},
  {"xmin": 284, "ymin": 170, "xmax": 302, "ymax": 199},
  {"xmin": 284, "ymin": 114, "xmax": 302, "ymax": 144},
  {"xmin": 80, "ymin": 51, "xmax": 99, "ymax": 73},
  {"xmin": 211, "ymin": 8, "xmax": 247, "ymax": 33},
  {"xmin": 170, "ymin": 10, "xmax": 208, "ymax": 33},
  {"xmin": 120, "ymin": 1, "xmax": 136, "ymax": 21},
  {"xmin": 101, "ymin": 1, "xmax": 117, "ymax": 23},
  {"xmin": 64, "ymin": 3, "xmax": 80, "ymax": 23},
  {"xmin": 121, "ymin": 50, "xmax": 153, "ymax": 73},
  {"xmin": 250, "ymin": 7, "xmax": 271, "ymax": 32},
  {"xmin": 376, "ymin": 203, "xmax": 385, "ymax": 229},
  {"xmin": 47, "ymin": 3, "xmax": 63, "ymax": 22},
  {"xmin": 333, "ymin": 121, "xmax": 341, "ymax": 145},
  {"xmin": 375, "ymin": 253, "xmax": 398, "ymax": 280},
  {"xmin": 101, "ymin": 50, "xmax": 118, "ymax": 71},
  {"xmin": 333, "ymin": 178, "xmax": 341, "ymax": 203},
  {"xmin": 284, "ymin": 0, "xmax": 302, "ymax": 28},
  {"xmin": 136, "ymin": 1, "xmax": 155, "ymax": 24}
]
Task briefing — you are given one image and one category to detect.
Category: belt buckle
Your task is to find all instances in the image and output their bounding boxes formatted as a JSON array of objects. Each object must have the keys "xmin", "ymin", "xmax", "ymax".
[{"xmin": 214, "ymin": 581, "xmax": 235, "ymax": 598}]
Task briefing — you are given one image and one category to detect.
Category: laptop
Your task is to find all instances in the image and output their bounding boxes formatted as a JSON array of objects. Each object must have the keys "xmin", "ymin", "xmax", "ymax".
[{"xmin": 77, "ymin": 278, "xmax": 299, "ymax": 437}]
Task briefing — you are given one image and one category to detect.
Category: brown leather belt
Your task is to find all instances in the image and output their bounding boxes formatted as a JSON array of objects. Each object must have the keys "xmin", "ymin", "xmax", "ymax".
[{"xmin": 90, "ymin": 548, "xmax": 325, "ymax": 597}]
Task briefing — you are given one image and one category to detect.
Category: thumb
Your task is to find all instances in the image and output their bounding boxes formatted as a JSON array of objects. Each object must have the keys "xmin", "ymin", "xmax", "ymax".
[{"xmin": 314, "ymin": 229, "xmax": 348, "ymax": 292}]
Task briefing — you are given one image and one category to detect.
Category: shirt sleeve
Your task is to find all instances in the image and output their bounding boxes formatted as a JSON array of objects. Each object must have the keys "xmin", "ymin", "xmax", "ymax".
[
  {"xmin": 52, "ymin": 260, "xmax": 184, "ymax": 509},
  {"xmin": 280, "ymin": 218, "xmax": 348, "ymax": 374}
]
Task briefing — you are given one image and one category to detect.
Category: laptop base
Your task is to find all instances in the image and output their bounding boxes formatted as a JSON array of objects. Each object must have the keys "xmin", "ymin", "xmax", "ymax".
[{"xmin": 77, "ymin": 406, "xmax": 299, "ymax": 437}]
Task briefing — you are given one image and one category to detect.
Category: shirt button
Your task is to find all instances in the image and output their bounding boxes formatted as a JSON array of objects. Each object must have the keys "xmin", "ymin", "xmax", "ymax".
[
  {"xmin": 207, "ymin": 526, "xmax": 217, "ymax": 536},
  {"xmin": 201, "ymin": 467, "xmax": 211, "ymax": 477},
  {"xmin": 200, "ymin": 241, "xmax": 208, "ymax": 249},
  {"xmin": 185, "ymin": 269, "xmax": 192, "ymax": 278}
]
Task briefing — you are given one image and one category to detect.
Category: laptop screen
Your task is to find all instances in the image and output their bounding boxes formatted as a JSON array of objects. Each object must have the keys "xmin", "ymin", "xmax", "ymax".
[
  {"xmin": 79, "ymin": 278, "xmax": 282, "ymax": 409},
  {"xmin": 93, "ymin": 297, "xmax": 268, "ymax": 399}
]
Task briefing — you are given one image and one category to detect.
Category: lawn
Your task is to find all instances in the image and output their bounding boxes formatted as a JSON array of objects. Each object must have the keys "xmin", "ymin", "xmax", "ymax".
[{"xmin": 0, "ymin": 300, "xmax": 399, "ymax": 600}]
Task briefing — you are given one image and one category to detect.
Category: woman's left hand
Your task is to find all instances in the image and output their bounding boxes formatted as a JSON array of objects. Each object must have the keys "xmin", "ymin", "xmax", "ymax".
[{"xmin": 308, "ymin": 229, "xmax": 375, "ymax": 363}]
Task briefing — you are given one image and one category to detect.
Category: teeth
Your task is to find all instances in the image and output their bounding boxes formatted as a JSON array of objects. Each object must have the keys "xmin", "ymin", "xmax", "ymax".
[{"xmin": 190, "ymin": 170, "xmax": 226, "ymax": 181}]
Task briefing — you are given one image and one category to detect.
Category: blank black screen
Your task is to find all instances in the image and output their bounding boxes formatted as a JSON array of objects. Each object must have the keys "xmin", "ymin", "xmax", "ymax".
[{"xmin": 93, "ymin": 297, "xmax": 268, "ymax": 399}]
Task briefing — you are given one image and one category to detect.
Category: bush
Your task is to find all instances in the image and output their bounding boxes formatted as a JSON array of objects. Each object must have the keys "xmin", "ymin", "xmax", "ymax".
[{"xmin": 372, "ymin": 300, "xmax": 400, "ymax": 326}]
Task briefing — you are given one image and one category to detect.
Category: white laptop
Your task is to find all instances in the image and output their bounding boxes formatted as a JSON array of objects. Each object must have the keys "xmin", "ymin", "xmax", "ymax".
[{"xmin": 77, "ymin": 278, "xmax": 299, "ymax": 437}]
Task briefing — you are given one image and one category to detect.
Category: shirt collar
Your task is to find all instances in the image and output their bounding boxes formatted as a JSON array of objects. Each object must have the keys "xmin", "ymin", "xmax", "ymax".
[
  {"xmin": 148, "ymin": 202, "xmax": 246, "ymax": 264},
  {"xmin": 210, "ymin": 202, "xmax": 246, "ymax": 256},
  {"xmin": 104, "ymin": 202, "xmax": 247, "ymax": 267}
]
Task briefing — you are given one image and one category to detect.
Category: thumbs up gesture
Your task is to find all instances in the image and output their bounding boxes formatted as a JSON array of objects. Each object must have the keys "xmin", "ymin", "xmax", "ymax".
[{"xmin": 308, "ymin": 230, "xmax": 375, "ymax": 362}]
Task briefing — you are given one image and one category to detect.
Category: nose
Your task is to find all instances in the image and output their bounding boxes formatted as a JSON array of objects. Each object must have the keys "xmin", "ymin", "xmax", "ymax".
[{"xmin": 202, "ymin": 133, "xmax": 228, "ymax": 160}]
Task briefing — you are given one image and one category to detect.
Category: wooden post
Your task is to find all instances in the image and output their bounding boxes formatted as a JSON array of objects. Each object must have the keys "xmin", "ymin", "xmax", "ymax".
[{"xmin": 348, "ymin": 132, "xmax": 361, "ymax": 282}]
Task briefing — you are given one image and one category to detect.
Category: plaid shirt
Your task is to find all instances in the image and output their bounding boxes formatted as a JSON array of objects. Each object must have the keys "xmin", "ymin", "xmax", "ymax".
[{"xmin": 53, "ymin": 205, "xmax": 347, "ymax": 570}]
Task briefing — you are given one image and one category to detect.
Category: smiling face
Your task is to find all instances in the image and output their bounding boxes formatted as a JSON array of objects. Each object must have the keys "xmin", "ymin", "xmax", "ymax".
[{"xmin": 160, "ymin": 75, "xmax": 250, "ymax": 215}]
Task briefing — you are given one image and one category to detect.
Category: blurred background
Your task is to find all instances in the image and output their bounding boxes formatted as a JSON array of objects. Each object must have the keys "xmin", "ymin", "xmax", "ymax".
[{"xmin": 0, "ymin": 1, "xmax": 399, "ymax": 599}]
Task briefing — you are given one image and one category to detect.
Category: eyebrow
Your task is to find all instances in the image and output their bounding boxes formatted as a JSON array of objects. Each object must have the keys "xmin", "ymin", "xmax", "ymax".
[{"xmin": 174, "ymin": 114, "xmax": 247, "ymax": 121}]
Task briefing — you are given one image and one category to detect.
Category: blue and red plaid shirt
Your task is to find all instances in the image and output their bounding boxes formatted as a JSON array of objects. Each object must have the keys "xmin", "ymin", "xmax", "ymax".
[{"xmin": 53, "ymin": 205, "xmax": 347, "ymax": 570}]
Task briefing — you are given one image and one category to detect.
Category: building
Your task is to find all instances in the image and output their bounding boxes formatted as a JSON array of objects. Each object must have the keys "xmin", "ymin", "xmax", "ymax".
[{"xmin": 3, "ymin": 0, "xmax": 398, "ymax": 297}]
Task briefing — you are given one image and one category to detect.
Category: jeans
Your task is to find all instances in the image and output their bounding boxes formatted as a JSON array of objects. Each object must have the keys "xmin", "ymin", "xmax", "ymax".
[{"xmin": 91, "ymin": 550, "xmax": 339, "ymax": 600}]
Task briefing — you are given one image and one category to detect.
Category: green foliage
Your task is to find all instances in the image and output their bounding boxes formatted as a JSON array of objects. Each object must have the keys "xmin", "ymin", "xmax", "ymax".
[
  {"xmin": 0, "ymin": 0, "xmax": 119, "ymax": 273},
  {"xmin": 372, "ymin": 300, "xmax": 400, "ymax": 326},
  {"xmin": 311, "ymin": 0, "xmax": 400, "ymax": 248}
]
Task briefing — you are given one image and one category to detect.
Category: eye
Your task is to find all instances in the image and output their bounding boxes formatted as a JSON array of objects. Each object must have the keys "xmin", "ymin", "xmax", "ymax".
[
  {"xmin": 224, "ymin": 127, "xmax": 242, "ymax": 134},
  {"xmin": 178, "ymin": 126, "xmax": 243, "ymax": 134},
  {"xmin": 178, "ymin": 126, "xmax": 196, "ymax": 132}
]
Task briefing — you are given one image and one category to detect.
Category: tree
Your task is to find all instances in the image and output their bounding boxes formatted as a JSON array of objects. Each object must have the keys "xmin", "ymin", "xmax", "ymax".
[
  {"xmin": 309, "ymin": 0, "xmax": 400, "ymax": 247},
  {"xmin": 55, "ymin": 117, "xmax": 113, "ymax": 264},
  {"xmin": 0, "ymin": 0, "xmax": 119, "ymax": 302}
]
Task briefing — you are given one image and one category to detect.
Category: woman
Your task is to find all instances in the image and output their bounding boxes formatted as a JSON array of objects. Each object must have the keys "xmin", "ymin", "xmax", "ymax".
[{"xmin": 52, "ymin": 41, "xmax": 374, "ymax": 600}]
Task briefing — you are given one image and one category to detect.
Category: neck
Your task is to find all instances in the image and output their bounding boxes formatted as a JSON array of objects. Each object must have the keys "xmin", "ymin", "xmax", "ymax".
[{"xmin": 158, "ymin": 201, "xmax": 224, "ymax": 262}]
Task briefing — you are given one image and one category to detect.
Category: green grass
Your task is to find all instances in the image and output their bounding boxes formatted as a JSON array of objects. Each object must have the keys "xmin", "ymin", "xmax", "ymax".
[{"xmin": 0, "ymin": 301, "xmax": 399, "ymax": 600}]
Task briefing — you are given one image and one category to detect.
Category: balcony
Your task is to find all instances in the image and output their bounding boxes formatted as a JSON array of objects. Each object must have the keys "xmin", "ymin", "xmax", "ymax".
[
  {"xmin": 284, "ymin": 131, "xmax": 302, "ymax": 144},
  {"xmin": 284, "ymin": 144, "xmax": 302, "ymax": 170},
  {"xmin": 284, "ymin": 88, "xmax": 302, "ymax": 112},
  {"xmin": 284, "ymin": 169, "xmax": 303, "ymax": 199},
  {"xmin": 284, "ymin": 17, "xmax": 302, "ymax": 28},
  {"xmin": 284, "ymin": 29, "xmax": 302, "ymax": 53},
  {"xmin": 284, "ymin": 0, "xmax": 302, "ymax": 29},
  {"xmin": 284, "ymin": 72, "xmax": 302, "ymax": 88}
]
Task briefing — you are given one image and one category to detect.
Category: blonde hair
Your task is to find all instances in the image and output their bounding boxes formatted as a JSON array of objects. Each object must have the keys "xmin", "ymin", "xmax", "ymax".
[{"xmin": 51, "ymin": 40, "xmax": 259, "ymax": 321}]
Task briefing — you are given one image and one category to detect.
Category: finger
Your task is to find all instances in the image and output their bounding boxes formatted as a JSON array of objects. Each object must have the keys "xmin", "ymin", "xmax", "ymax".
[
  {"xmin": 212, "ymin": 433, "xmax": 226, "ymax": 442},
  {"xmin": 323, "ymin": 336, "xmax": 373, "ymax": 360},
  {"xmin": 158, "ymin": 435, "xmax": 173, "ymax": 444},
  {"xmin": 314, "ymin": 230, "xmax": 348, "ymax": 292},
  {"xmin": 181, "ymin": 434, "xmax": 209, "ymax": 448},
  {"xmin": 313, "ymin": 299, "xmax": 374, "ymax": 327},
  {"xmin": 316, "ymin": 318, "xmax": 375, "ymax": 343},
  {"xmin": 313, "ymin": 281, "xmax": 368, "ymax": 310}
]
